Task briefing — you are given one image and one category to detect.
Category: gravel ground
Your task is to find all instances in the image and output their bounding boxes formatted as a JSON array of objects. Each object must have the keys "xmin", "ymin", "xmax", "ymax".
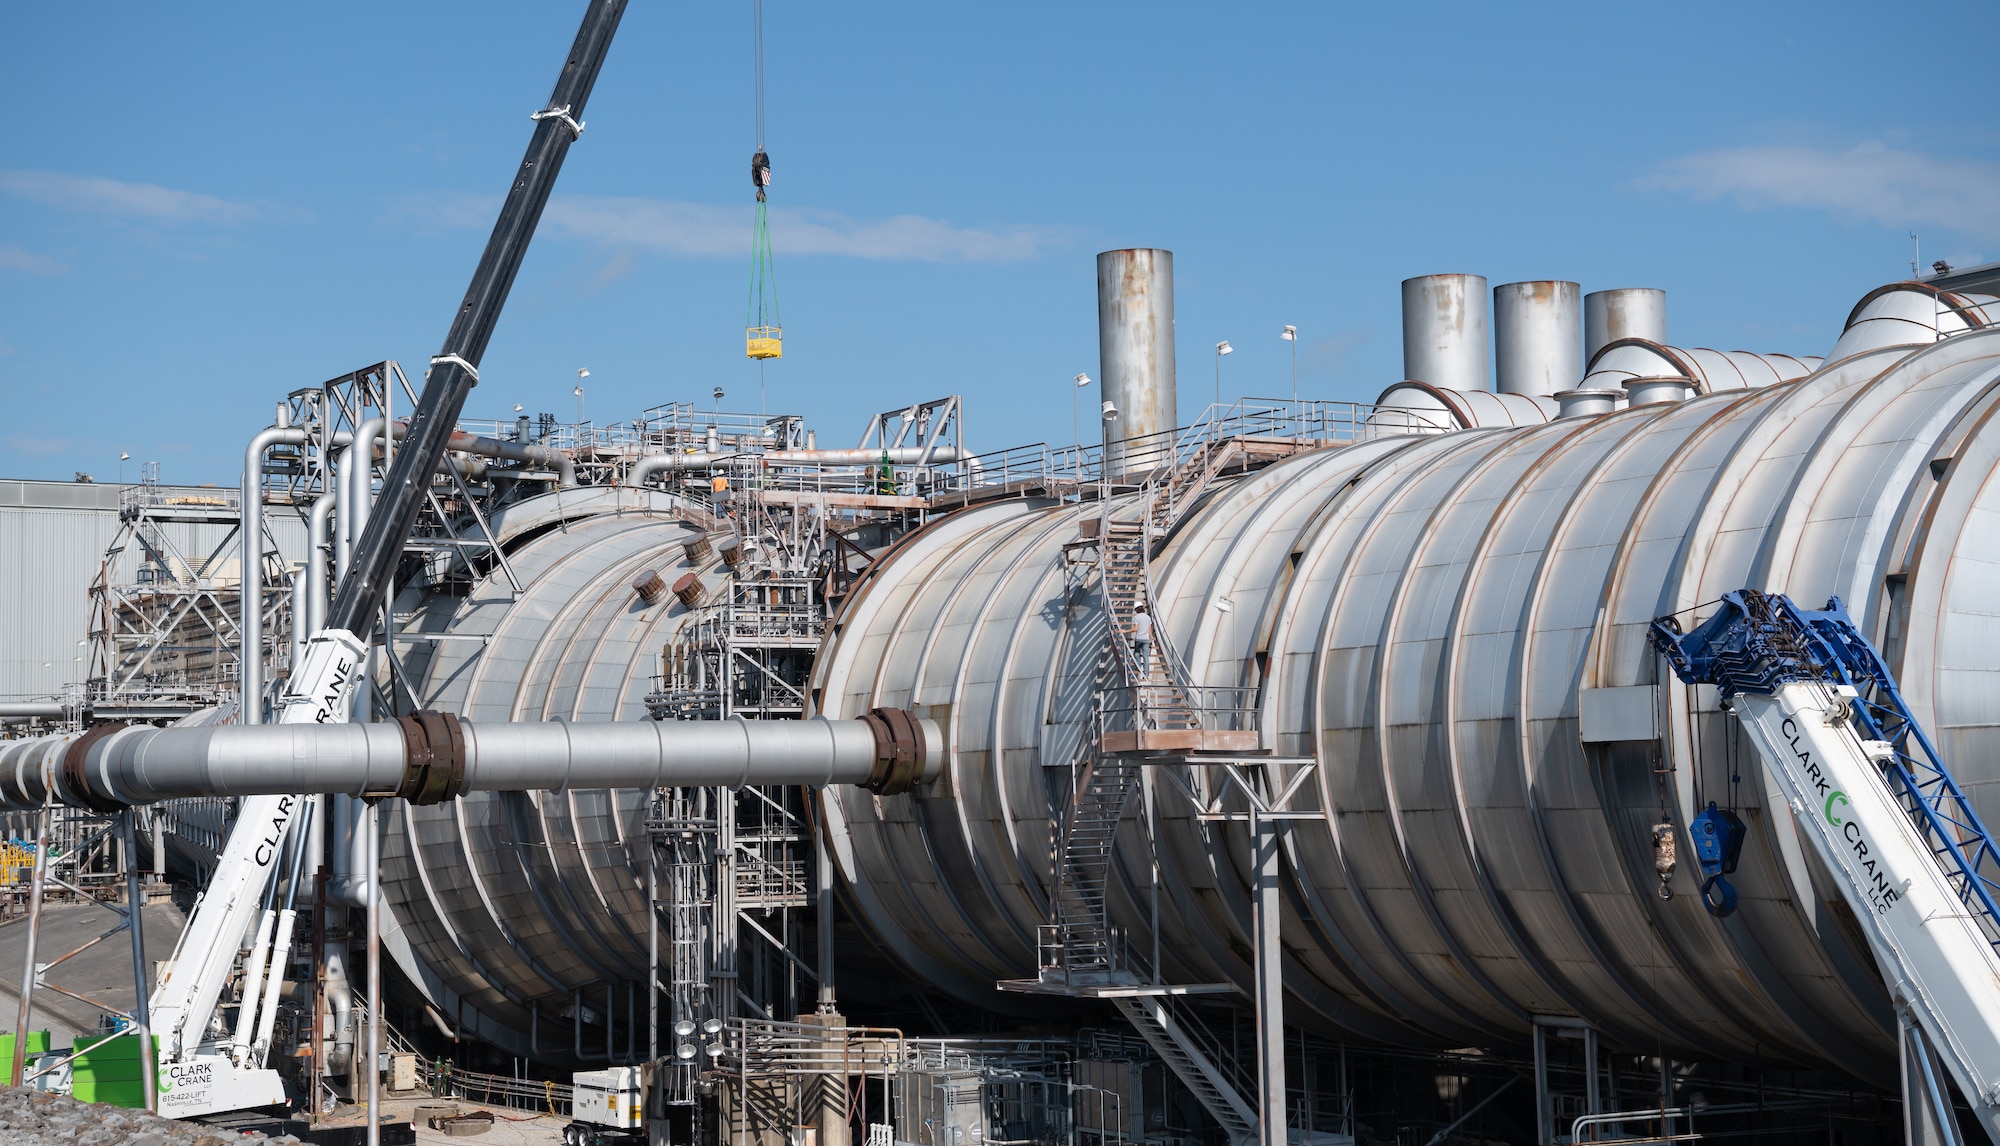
[
  {"xmin": 0, "ymin": 1085, "xmax": 300, "ymax": 1145},
  {"xmin": 0, "ymin": 1087, "xmax": 568, "ymax": 1145}
]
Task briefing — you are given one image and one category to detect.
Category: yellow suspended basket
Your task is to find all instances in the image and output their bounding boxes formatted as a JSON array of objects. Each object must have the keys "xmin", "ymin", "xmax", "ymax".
[{"xmin": 746, "ymin": 325, "xmax": 783, "ymax": 360}]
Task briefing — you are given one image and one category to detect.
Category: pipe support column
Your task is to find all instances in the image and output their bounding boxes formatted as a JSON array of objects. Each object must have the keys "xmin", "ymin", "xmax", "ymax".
[{"xmin": 1254, "ymin": 811, "xmax": 1286, "ymax": 1146}]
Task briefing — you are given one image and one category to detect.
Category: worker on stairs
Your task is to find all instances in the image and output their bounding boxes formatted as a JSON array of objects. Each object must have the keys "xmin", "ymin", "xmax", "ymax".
[{"xmin": 1131, "ymin": 604, "xmax": 1153, "ymax": 678}]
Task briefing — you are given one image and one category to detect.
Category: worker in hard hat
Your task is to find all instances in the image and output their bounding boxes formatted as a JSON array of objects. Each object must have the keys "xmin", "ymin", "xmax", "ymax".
[
  {"xmin": 712, "ymin": 471, "xmax": 733, "ymax": 518},
  {"xmin": 1131, "ymin": 604, "xmax": 1153, "ymax": 674}
]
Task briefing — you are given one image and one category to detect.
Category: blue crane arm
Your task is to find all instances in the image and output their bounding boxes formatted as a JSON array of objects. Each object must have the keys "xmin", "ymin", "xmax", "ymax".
[{"xmin": 1650, "ymin": 589, "xmax": 2000, "ymax": 949}]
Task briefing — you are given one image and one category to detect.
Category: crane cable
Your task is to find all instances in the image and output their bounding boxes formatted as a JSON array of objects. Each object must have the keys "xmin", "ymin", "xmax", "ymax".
[{"xmin": 745, "ymin": 0, "xmax": 781, "ymax": 361}]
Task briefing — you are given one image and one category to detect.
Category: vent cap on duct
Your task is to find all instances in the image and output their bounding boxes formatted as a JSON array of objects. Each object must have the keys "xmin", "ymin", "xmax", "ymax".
[{"xmin": 1552, "ymin": 387, "xmax": 1620, "ymax": 418}]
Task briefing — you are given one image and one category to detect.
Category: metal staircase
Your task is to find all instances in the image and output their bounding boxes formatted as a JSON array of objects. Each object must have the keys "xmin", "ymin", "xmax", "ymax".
[
  {"xmin": 1093, "ymin": 431, "xmax": 1285, "ymax": 746},
  {"xmin": 1011, "ymin": 419, "xmax": 1329, "ymax": 1146},
  {"xmin": 1045, "ymin": 745, "xmax": 1142, "ymax": 983},
  {"xmin": 1112, "ymin": 996, "xmax": 1257, "ymax": 1144}
]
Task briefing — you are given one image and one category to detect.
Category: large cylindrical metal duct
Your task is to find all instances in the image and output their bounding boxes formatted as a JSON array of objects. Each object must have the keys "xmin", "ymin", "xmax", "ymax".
[
  {"xmin": 1401, "ymin": 274, "xmax": 1489, "ymax": 391},
  {"xmin": 1371, "ymin": 381, "xmax": 1553, "ymax": 430},
  {"xmin": 1584, "ymin": 288, "xmax": 1667, "ymax": 362},
  {"xmin": 1825, "ymin": 282, "xmax": 1999, "ymax": 362},
  {"xmin": 811, "ymin": 326, "xmax": 2000, "ymax": 1080},
  {"xmin": 1494, "ymin": 280, "xmax": 1582, "ymax": 397},
  {"xmin": 1097, "ymin": 249, "xmax": 1177, "ymax": 473}
]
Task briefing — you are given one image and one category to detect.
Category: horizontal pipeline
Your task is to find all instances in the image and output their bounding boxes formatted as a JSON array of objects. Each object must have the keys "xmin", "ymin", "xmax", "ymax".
[
  {"xmin": 0, "ymin": 703, "xmax": 66, "ymax": 719},
  {"xmin": 626, "ymin": 446, "xmax": 964, "ymax": 484},
  {"xmin": 0, "ymin": 709, "xmax": 933, "ymax": 812}
]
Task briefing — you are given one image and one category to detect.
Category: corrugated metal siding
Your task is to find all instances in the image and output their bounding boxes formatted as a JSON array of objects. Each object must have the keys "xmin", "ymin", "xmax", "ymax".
[{"xmin": 0, "ymin": 480, "xmax": 305, "ymax": 702}]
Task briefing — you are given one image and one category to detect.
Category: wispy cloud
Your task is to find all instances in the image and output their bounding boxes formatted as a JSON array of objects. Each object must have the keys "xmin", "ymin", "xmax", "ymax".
[
  {"xmin": 3, "ymin": 434, "xmax": 71, "ymax": 457},
  {"xmin": 0, "ymin": 245, "xmax": 66, "ymax": 275},
  {"xmin": 394, "ymin": 191, "xmax": 1075, "ymax": 263},
  {"xmin": 0, "ymin": 169, "xmax": 258, "ymax": 224},
  {"xmin": 1639, "ymin": 142, "xmax": 2000, "ymax": 239}
]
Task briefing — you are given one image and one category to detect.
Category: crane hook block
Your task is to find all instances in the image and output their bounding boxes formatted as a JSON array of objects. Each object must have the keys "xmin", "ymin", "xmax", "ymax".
[{"xmin": 1691, "ymin": 801, "xmax": 1746, "ymax": 917}]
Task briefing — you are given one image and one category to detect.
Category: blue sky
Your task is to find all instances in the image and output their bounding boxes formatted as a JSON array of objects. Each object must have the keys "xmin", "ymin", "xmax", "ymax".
[{"xmin": 3, "ymin": 1, "xmax": 1997, "ymax": 484}]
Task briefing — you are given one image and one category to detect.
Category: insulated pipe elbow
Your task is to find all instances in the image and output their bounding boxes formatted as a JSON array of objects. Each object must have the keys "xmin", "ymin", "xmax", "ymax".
[{"xmin": 447, "ymin": 430, "xmax": 577, "ymax": 487}]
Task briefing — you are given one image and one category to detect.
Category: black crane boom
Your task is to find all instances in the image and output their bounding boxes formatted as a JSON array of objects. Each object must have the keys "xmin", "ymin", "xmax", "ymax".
[{"xmin": 327, "ymin": 0, "xmax": 627, "ymax": 636}]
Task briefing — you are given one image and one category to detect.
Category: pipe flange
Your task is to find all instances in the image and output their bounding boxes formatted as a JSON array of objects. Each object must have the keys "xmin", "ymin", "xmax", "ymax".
[
  {"xmin": 396, "ymin": 711, "xmax": 467, "ymax": 805},
  {"xmin": 860, "ymin": 707, "xmax": 926, "ymax": 796},
  {"xmin": 61, "ymin": 721, "xmax": 131, "ymax": 812}
]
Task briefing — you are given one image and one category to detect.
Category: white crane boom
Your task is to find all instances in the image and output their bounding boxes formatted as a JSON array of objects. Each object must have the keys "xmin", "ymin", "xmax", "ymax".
[{"xmin": 1655, "ymin": 590, "xmax": 2000, "ymax": 1145}]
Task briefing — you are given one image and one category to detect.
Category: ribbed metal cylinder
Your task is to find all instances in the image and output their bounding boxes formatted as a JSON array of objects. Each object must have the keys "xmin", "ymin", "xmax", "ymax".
[
  {"xmin": 811, "ymin": 327, "xmax": 2000, "ymax": 1077},
  {"xmin": 1097, "ymin": 249, "xmax": 1177, "ymax": 474},
  {"xmin": 1401, "ymin": 274, "xmax": 1490, "ymax": 391},
  {"xmin": 1494, "ymin": 280, "xmax": 1581, "ymax": 397},
  {"xmin": 1584, "ymin": 288, "xmax": 1667, "ymax": 363}
]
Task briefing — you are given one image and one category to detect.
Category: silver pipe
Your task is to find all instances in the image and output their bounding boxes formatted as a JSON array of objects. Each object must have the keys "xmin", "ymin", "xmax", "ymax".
[
  {"xmin": 334, "ymin": 446, "xmax": 352, "ymax": 586},
  {"xmin": 326, "ymin": 945, "xmax": 355, "ymax": 1075},
  {"xmin": 242, "ymin": 427, "xmax": 309, "ymax": 725},
  {"xmin": 1402, "ymin": 273, "xmax": 1490, "ymax": 391},
  {"xmin": 766, "ymin": 447, "xmax": 963, "ymax": 466},
  {"xmin": 0, "ymin": 703, "xmax": 64, "ymax": 719},
  {"xmin": 289, "ymin": 575, "xmax": 309, "ymax": 676},
  {"xmin": 625, "ymin": 447, "xmax": 963, "ymax": 487},
  {"xmin": 10, "ymin": 804, "xmax": 49, "ymax": 1086},
  {"xmin": 0, "ymin": 715, "xmax": 934, "ymax": 809},
  {"xmin": 365, "ymin": 797, "xmax": 381, "ymax": 1142},
  {"xmin": 328, "ymin": 794, "xmax": 368, "ymax": 907},
  {"xmin": 121, "ymin": 811, "xmax": 157, "ymax": 1113},
  {"xmin": 447, "ymin": 429, "xmax": 576, "ymax": 486},
  {"xmin": 308, "ymin": 494, "xmax": 334, "ymax": 637},
  {"xmin": 350, "ymin": 418, "xmax": 387, "ymax": 563}
]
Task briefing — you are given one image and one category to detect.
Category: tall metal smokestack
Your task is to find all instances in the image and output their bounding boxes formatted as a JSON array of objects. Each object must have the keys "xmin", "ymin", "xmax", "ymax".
[
  {"xmin": 1494, "ymin": 280, "xmax": 1582, "ymax": 397},
  {"xmin": 1098, "ymin": 249, "xmax": 1177, "ymax": 473},
  {"xmin": 1584, "ymin": 288, "xmax": 1667, "ymax": 363},
  {"xmin": 1402, "ymin": 274, "xmax": 1490, "ymax": 390}
]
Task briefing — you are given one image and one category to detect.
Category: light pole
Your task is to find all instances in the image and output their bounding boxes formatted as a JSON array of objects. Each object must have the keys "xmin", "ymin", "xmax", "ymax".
[
  {"xmin": 1100, "ymin": 399, "xmax": 1119, "ymax": 503},
  {"xmin": 574, "ymin": 367, "xmax": 589, "ymax": 423},
  {"xmin": 1072, "ymin": 373, "xmax": 1091, "ymax": 470},
  {"xmin": 119, "ymin": 452, "xmax": 130, "ymax": 485},
  {"xmin": 1281, "ymin": 325, "xmax": 1298, "ymax": 408},
  {"xmin": 1213, "ymin": 340, "xmax": 1233, "ymax": 436}
]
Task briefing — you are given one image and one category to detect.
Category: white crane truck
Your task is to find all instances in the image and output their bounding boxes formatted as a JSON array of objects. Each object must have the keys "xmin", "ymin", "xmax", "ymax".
[{"xmin": 1653, "ymin": 589, "xmax": 2000, "ymax": 1145}]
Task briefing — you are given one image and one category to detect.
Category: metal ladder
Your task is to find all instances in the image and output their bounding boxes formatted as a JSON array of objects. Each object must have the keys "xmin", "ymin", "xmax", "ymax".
[{"xmin": 1111, "ymin": 995, "xmax": 1257, "ymax": 1144}]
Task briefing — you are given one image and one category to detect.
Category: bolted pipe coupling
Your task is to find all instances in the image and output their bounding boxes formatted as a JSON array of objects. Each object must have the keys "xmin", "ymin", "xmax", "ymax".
[
  {"xmin": 62, "ymin": 720, "xmax": 132, "ymax": 813},
  {"xmin": 395, "ymin": 711, "xmax": 468, "ymax": 805},
  {"xmin": 859, "ymin": 707, "xmax": 928, "ymax": 795}
]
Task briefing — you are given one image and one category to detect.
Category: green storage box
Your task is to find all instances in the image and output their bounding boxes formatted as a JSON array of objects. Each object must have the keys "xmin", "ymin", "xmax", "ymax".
[
  {"xmin": 71, "ymin": 1033, "xmax": 161, "ymax": 1109},
  {"xmin": 0, "ymin": 1029, "xmax": 51, "ymax": 1080}
]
